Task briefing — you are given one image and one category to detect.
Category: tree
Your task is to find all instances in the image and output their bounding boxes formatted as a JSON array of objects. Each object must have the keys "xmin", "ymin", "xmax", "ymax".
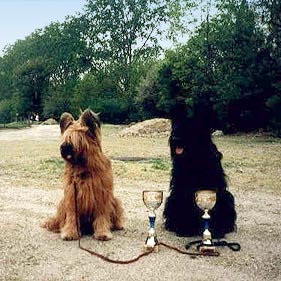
[
  {"xmin": 33, "ymin": 19, "xmax": 90, "ymax": 86},
  {"xmin": 0, "ymin": 58, "xmax": 14, "ymax": 101},
  {"xmin": 71, "ymin": 72, "xmax": 127, "ymax": 122},
  {"xmin": 1, "ymin": 0, "xmax": 198, "ymax": 122},
  {"xmin": 258, "ymin": 0, "xmax": 281, "ymax": 134},
  {"xmin": 43, "ymin": 82, "xmax": 75, "ymax": 120},
  {"xmin": 80, "ymin": 0, "xmax": 196, "ymax": 117},
  {"xmin": 0, "ymin": 18, "xmax": 90, "ymax": 119},
  {"xmin": 143, "ymin": 0, "xmax": 270, "ymax": 132},
  {"xmin": 13, "ymin": 57, "xmax": 49, "ymax": 118},
  {"xmin": 135, "ymin": 61, "xmax": 164, "ymax": 119},
  {"xmin": 179, "ymin": 0, "xmax": 267, "ymax": 132},
  {"xmin": 0, "ymin": 35, "xmax": 52, "ymax": 119}
]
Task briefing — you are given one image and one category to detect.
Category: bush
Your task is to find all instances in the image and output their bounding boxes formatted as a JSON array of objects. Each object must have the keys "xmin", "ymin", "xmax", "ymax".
[
  {"xmin": 267, "ymin": 95, "xmax": 281, "ymax": 136},
  {"xmin": 0, "ymin": 99, "xmax": 14, "ymax": 125}
]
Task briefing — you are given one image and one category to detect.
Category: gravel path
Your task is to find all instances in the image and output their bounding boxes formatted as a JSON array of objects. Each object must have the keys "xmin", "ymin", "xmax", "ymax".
[{"xmin": 0, "ymin": 126, "xmax": 280, "ymax": 281}]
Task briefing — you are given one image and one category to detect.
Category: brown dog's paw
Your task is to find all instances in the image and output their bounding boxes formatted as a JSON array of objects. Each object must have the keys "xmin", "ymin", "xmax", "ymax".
[
  {"xmin": 41, "ymin": 218, "xmax": 60, "ymax": 232},
  {"xmin": 94, "ymin": 232, "xmax": 113, "ymax": 241},
  {"xmin": 40, "ymin": 221, "xmax": 47, "ymax": 228},
  {"xmin": 61, "ymin": 231, "xmax": 80, "ymax": 241},
  {"xmin": 61, "ymin": 225, "xmax": 80, "ymax": 240}
]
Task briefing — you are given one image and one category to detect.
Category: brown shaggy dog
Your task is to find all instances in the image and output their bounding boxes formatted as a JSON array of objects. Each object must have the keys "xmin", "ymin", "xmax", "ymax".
[{"xmin": 41, "ymin": 109, "xmax": 124, "ymax": 241}]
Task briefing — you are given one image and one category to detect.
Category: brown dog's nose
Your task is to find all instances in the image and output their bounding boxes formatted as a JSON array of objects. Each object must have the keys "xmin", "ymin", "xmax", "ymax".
[{"xmin": 60, "ymin": 143, "xmax": 74, "ymax": 160}]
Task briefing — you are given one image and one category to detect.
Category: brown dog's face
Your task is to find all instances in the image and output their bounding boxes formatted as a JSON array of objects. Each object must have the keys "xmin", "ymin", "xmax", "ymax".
[{"xmin": 60, "ymin": 109, "xmax": 101, "ymax": 165}]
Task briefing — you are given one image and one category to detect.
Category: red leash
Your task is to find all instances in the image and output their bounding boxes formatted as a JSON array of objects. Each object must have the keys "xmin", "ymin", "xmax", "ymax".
[{"xmin": 73, "ymin": 183, "xmax": 218, "ymax": 264}]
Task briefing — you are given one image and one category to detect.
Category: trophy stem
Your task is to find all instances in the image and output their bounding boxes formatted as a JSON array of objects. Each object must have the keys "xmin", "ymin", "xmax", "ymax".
[
  {"xmin": 149, "ymin": 211, "xmax": 156, "ymax": 229},
  {"xmin": 144, "ymin": 211, "xmax": 159, "ymax": 252},
  {"xmin": 199, "ymin": 209, "xmax": 216, "ymax": 253}
]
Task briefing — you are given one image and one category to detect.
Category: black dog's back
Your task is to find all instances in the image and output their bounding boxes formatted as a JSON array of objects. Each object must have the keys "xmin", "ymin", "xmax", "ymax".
[{"xmin": 164, "ymin": 100, "xmax": 236, "ymax": 237}]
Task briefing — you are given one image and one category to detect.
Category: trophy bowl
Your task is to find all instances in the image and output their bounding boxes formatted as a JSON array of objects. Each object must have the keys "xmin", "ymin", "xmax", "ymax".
[
  {"xmin": 195, "ymin": 190, "xmax": 216, "ymax": 212},
  {"xmin": 143, "ymin": 190, "xmax": 163, "ymax": 211},
  {"xmin": 142, "ymin": 190, "xmax": 163, "ymax": 252}
]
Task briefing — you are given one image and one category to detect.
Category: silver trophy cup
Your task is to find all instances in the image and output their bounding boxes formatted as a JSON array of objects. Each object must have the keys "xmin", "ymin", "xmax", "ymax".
[
  {"xmin": 143, "ymin": 190, "xmax": 163, "ymax": 252},
  {"xmin": 195, "ymin": 190, "xmax": 217, "ymax": 253}
]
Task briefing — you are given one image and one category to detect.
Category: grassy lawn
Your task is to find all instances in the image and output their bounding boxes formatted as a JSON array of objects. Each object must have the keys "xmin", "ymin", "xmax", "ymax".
[
  {"xmin": 0, "ymin": 125, "xmax": 280, "ymax": 195},
  {"xmin": 0, "ymin": 121, "xmax": 32, "ymax": 129}
]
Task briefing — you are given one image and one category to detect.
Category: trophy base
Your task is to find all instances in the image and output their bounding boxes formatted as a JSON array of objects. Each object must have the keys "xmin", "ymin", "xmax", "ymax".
[
  {"xmin": 144, "ymin": 244, "xmax": 159, "ymax": 253},
  {"xmin": 199, "ymin": 245, "xmax": 216, "ymax": 254}
]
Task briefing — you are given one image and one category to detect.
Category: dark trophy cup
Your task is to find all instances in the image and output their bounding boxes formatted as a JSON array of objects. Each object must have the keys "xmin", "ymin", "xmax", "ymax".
[
  {"xmin": 195, "ymin": 190, "xmax": 217, "ymax": 253},
  {"xmin": 143, "ymin": 190, "xmax": 163, "ymax": 252}
]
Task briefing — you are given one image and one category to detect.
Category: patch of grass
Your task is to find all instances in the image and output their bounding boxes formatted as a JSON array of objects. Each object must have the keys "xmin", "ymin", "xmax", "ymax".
[
  {"xmin": 112, "ymin": 160, "xmax": 170, "ymax": 183},
  {"xmin": 111, "ymin": 156, "xmax": 170, "ymax": 182},
  {"xmin": 151, "ymin": 159, "xmax": 170, "ymax": 170},
  {"xmin": 40, "ymin": 157, "xmax": 64, "ymax": 175},
  {"xmin": 0, "ymin": 121, "xmax": 30, "ymax": 129},
  {"xmin": 222, "ymin": 158, "xmax": 249, "ymax": 169}
]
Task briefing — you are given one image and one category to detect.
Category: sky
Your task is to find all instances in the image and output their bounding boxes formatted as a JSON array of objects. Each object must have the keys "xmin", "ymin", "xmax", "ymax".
[
  {"xmin": 0, "ymin": 0, "xmax": 209, "ymax": 56},
  {"xmin": 0, "ymin": 0, "xmax": 87, "ymax": 55}
]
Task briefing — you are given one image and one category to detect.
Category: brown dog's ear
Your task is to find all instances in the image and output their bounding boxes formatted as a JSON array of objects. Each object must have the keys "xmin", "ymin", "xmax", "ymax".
[
  {"xmin": 80, "ymin": 109, "xmax": 101, "ymax": 134},
  {"xmin": 60, "ymin": 112, "xmax": 74, "ymax": 134}
]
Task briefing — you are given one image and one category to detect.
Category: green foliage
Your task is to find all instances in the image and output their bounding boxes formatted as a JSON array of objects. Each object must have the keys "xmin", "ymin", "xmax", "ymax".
[
  {"xmin": 211, "ymin": 0, "xmax": 265, "ymax": 131},
  {"xmin": 82, "ymin": 0, "xmax": 168, "ymax": 110},
  {"xmin": 0, "ymin": 99, "xmax": 14, "ymax": 124},
  {"xmin": 81, "ymin": 0, "xmax": 196, "ymax": 116},
  {"xmin": 266, "ymin": 95, "xmax": 281, "ymax": 136},
  {"xmin": 258, "ymin": 0, "xmax": 281, "ymax": 134},
  {"xmin": 71, "ymin": 72, "xmax": 128, "ymax": 122},
  {"xmin": 135, "ymin": 61, "xmax": 164, "ymax": 119},
  {"xmin": 151, "ymin": 158, "xmax": 170, "ymax": 170},
  {"xmin": 0, "ymin": 0, "xmax": 197, "ymax": 123},
  {"xmin": 147, "ymin": 0, "xmax": 276, "ymax": 133},
  {"xmin": 13, "ymin": 57, "xmax": 49, "ymax": 117},
  {"xmin": 43, "ymin": 81, "xmax": 77, "ymax": 120},
  {"xmin": 0, "ymin": 0, "xmax": 280, "ymax": 134},
  {"xmin": 0, "ymin": 19, "xmax": 89, "ymax": 120}
]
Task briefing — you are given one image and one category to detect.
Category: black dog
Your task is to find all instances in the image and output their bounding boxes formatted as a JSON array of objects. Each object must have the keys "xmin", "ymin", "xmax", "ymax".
[{"xmin": 164, "ymin": 100, "xmax": 236, "ymax": 238}]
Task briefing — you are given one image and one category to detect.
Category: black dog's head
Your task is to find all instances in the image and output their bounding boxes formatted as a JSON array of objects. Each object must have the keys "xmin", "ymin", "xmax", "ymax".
[{"xmin": 169, "ymin": 99, "xmax": 216, "ymax": 157}]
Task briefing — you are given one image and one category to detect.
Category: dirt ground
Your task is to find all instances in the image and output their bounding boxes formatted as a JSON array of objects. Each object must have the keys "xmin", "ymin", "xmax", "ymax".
[{"xmin": 0, "ymin": 125, "xmax": 280, "ymax": 281}]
